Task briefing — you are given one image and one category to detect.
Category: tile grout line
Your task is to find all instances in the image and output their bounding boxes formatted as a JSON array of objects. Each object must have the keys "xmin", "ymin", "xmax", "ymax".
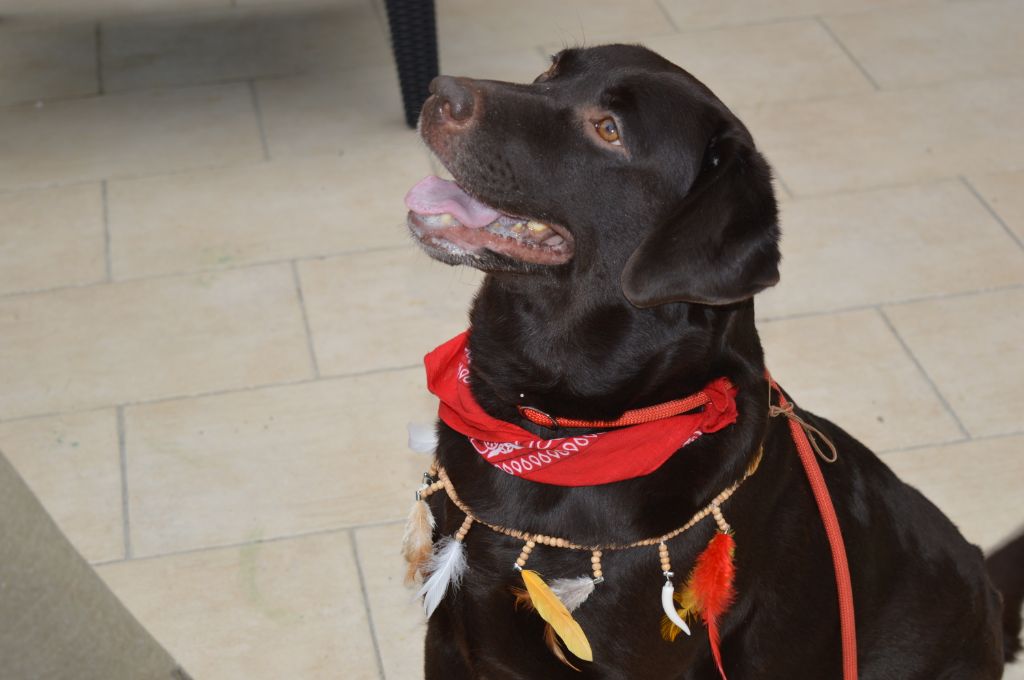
[
  {"xmin": 653, "ymin": 0, "xmax": 681, "ymax": 32},
  {"xmin": 291, "ymin": 260, "xmax": 321, "ymax": 378},
  {"xmin": 365, "ymin": 0, "xmax": 388, "ymax": 37},
  {"xmin": 349, "ymin": 530, "xmax": 388, "ymax": 680},
  {"xmin": 247, "ymin": 80, "xmax": 271, "ymax": 161},
  {"xmin": 117, "ymin": 405, "xmax": 133, "ymax": 559},
  {"xmin": 0, "ymin": 242, "xmax": 416, "ymax": 301},
  {"xmin": 757, "ymin": 281, "xmax": 1024, "ymax": 324},
  {"xmin": 874, "ymin": 306, "xmax": 972, "ymax": 440},
  {"xmin": 814, "ymin": 15, "xmax": 881, "ymax": 91},
  {"xmin": 0, "ymin": 63, "xmax": 378, "ymax": 115},
  {"xmin": 94, "ymin": 22, "xmax": 105, "ymax": 96},
  {"xmin": 102, "ymin": 180, "xmax": 112, "ymax": 281},
  {"xmin": 774, "ymin": 172, "xmax": 796, "ymax": 199},
  {"xmin": 959, "ymin": 176, "xmax": 1024, "ymax": 251},
  {"xmin": 91, "ymin": 518, "xmax": 408, "ymax": 567},
  {"xmin": 875, "ymin": 429, "xmax": 1024, "ymax": 457},
  {"xmin": 0, "ymin": 362, "xmax": 421, "ymax": 426}
]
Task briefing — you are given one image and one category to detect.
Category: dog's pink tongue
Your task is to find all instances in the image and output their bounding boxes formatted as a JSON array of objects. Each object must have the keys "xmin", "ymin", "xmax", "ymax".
[{"xmin": 405, "ymin": 176, "xmax": 501, "ymax": 229}]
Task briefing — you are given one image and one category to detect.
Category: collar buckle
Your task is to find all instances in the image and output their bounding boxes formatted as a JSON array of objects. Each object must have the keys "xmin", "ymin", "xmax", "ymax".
[{"xmin": 517, "ymin": 405, "xmax": 559, "ymax": 429}]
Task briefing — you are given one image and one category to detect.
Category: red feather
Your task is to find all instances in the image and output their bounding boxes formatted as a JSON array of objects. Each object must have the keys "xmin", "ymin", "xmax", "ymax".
[{"xmin": 691, "ymin": 532, "xmax": 736, "ymax": 680}]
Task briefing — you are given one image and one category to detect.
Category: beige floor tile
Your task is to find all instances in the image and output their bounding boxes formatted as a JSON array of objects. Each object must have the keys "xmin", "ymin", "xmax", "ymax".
[
  {"xmin": 436, "ymin": 0, "xmax": 675, "ymax": 59},
  {"xmin": 0, "ymin": 183, "xmax": 107, "ymax": 296},
  {"xmin": 355, "ymin": 523, "xmax": 425, "ymax": 680},
  {"xmin": 969, "ymin": 171, "xmax": 1024, "ymax": 245},
  {"xmin": 0, "ymin": 83, "xmax": 264, "ymax": 191},
  {"xmin": 883, "ymin": 288, "xmax": 1024, "ymax": 438},
  {"xmin": 758, "ymin": 181, "xmax": 1024, "ymax": 317},
  {"xmin": 98, "ymin": 531, "xmax": 379, "ymax": 680},
  {"xmin": 101, "ymin": 2, "xmax": 389, "ymax": 93},
  {"xmin": 125, "ymin": 368, "xmax": 436, "ymax": 556},
  {"xmin": 0, "ymin": 264, "xmax": 311, "ymax": 421},
  {"xmin": 758, "ymin": 309, "xmax": 965, "ymax": 452},
  {"xmin": 108, "ymin": 148, "xmax": 432, "ymax": 279},
  {"xmin": 824, "ymin": 0, "xmax": 1024, "ymax": 89},
  {"xmin": 882, "ymin": 435, "xmax": 1024, "ymax": 552},
  {"xmin": 742, "ymin": 77, "xmax": 1024, "ymax": 197},
  {"xmin": 299, "ymin": 248, "xmax": 481, "ymax": 377},
  {"xmin": 641, "ymin": 20, "xmax": 872, "ymax": 107},
  {"xmin": 0, "ymin": 409, "xmax": 123, "ymax": 564},
  {"xmin": 255, "ymin": 64, "xmax": 420, "ymax": 158},
  {"xmin": 0, "ymin": 21, "xmax": 98, "ymax": 107},
  {"xmin": 659, "ymin": 0, "xmax": 928, "ymax": 30}
]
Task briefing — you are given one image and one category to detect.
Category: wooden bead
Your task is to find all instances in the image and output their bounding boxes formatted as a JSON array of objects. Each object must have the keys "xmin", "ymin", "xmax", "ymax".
[
  {"xmin": 526, "ymin": 540, "xmax": 536, "ymax": 549},
  {"xmin": 516, "ymin": 558, "xmax": 526, "ymax": 567},
  {"xmin": 593, "ymin": 570, "xmax": 603, "ymax": 578}
]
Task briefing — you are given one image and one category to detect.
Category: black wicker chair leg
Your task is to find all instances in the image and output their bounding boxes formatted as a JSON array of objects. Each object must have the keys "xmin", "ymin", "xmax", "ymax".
[{"xmin": 384, "ymin": 0, "xmax": 440, "ymax": 129}]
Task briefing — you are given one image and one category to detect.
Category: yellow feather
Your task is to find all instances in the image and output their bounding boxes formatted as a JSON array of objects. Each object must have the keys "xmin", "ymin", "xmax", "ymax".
[
  {"xmin": 661, "ymin": 581, "xmax": 701, "ymax": 642},
  {"xmin": 674, "ymin": 584, "xmax": 700, "ymax": 619},
  {"xmin": 520, "ymin": 569, "xmax": 593, "ymax": 662},
  {"xmin": 660, "ymin": 614, "xmax": 683, "ymax": 642}
]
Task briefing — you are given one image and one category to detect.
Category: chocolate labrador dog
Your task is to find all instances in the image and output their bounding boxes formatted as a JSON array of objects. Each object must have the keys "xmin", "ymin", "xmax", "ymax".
[{"xmin": 403, "ymin": 44, "xmax": 1022, "ymax": 679}]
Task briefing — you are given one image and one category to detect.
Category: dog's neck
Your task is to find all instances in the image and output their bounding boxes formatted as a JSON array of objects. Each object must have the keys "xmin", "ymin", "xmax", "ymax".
[
  {"xmin": 466, "ymin": 272, "xmax": 767, "ymax": 427},
  {"xmin": 436, "ymin": 273, "xmax": 772, "ymax": 544}
]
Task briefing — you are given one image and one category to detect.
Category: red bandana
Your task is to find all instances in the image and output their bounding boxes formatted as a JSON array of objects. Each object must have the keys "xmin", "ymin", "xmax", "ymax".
[{"xmin": 424, "ymin": 332, "xmax": 739, "ymax": 486}]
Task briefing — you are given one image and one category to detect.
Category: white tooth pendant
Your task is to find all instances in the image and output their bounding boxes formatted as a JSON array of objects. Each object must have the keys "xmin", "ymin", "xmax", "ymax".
[{"xmin": 659, "ymin": 542, "xmax": 691, "ymax": 636}]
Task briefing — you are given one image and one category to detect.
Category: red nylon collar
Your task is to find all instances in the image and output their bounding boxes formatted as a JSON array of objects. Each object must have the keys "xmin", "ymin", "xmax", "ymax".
[{"xmin": 518, "ymin": 388, "xmax": 716, "ymax": 430}]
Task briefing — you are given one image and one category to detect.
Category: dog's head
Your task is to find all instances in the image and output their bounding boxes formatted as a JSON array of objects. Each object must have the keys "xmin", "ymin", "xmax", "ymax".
[{"xmin": 405, "ymin": 43, "xmax": 781, "ymax": 307}]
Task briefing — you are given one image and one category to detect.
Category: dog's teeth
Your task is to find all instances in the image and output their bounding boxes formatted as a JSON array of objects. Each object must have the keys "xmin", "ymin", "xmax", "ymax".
[
  {"xmin": 439, "ymin": 213, "xmax": 456, "ymax": 226},
  {"xmin": 511, "ymin": 222, "xmax": 526, "ymax": 233},
  {"xmin": 527, "ymin": 221, "xmax": 549, "ymax": 233},
  {"xmin": 544, "ymin": 234, "xmax": 565, "ymax": 247}
]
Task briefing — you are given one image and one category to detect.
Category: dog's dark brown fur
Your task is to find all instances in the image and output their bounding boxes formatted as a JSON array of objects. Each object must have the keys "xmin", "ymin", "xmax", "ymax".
[{"xmin": 408, "ymin": 44, "xmax": 1021, "ymax": 679}]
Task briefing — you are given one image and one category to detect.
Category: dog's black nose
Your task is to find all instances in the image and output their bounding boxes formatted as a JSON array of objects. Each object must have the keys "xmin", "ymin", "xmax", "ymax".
[{"xmin": 430, "ymin": 76, "xmax": 476, "ymax": 123}]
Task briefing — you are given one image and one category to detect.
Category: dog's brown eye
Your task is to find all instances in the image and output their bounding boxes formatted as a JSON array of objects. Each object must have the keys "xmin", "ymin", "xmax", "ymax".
[{"xmin": 595, "ymin": 117, "xmax": 621, "ymax": 145}]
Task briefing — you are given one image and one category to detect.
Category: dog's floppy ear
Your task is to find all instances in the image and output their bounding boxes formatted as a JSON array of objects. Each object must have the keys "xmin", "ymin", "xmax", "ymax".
[{"xmin": 621, "ymin": 126, "xmax": 781, "ymax": 307}]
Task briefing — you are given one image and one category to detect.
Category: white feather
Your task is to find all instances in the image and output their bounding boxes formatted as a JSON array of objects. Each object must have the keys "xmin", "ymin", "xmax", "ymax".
[
  {"xmin": 407, "ymin": 422, "xmax": 439, "ymax": 454},
  {"xmin": 417, "ymin": 536, "xmax": 468, "ymax": 617},
  {"xmin": 662, "ymin": 580, "xmax": 691, "ymax": 636},
  {"xmin": 549, "ymin": 576, "xmax": 596, "ymax": 612}
]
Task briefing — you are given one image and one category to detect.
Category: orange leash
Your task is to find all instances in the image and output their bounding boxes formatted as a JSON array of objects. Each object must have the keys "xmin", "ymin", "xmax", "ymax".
[
  {"xmin": 771, "ymin": 380, "xmax": 859, "ymax": 680},
  {"xmin": 516, "ymin": 375, "xmax": 859, "ymax": 678}
]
